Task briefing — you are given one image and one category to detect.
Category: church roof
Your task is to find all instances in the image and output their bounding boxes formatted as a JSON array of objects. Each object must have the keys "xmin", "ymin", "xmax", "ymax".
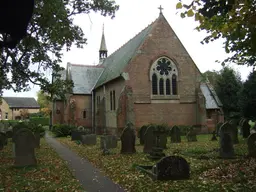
[
  {"xmin": 200, "ymin": 83, "xmax": 223, "ymax": 109},
  {"xmin": 70, "ymin": 64, "xmax": 104, "ymax": 94},
  {"xmin": 94, "ymin": 19, "xmax": 155, "ymax": 88}
]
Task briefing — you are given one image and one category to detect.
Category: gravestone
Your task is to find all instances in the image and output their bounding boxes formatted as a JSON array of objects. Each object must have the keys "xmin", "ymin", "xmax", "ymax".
[
  {"xmin": 13, "ymin": 128, "xmax": 37, "ymax": 167},
  {"xmin": 143, "ymin": 125, "xmax": 156, "ymax": 153},
  {"xmin": 120, "ymin": 122, "xmax": 136, "ymax": 154},
  {"xmin": 211, "ymin": 130, "xmax": 217, "ymax": 141},
  {"xmin": 34, "ymin": 132, "xmax": 41, "ymax": 148},
  {"xmin": 216, "ymin": 122, "xmax": 223, "ymax": 136},
  {"xmin": 157, "ymin": 125, "xmax": 168, "ymax": 149},
  {"xmin": 100, "ymin": 135, "xmax": 118, "ymax": 149},
  {"xmin": 0, "ymin": 132, "xmax": 7, "ymax": 150},
  {"xmin": 138, "ymin": 125, "xmax": 148, "ymax": 145},
  {"xmin": 6, "ymin": 130, "xmax": 13, "ymax": 138},
  {"xmin": 242, "ymin": 120, "xmax": 251, "ymax": 138},
  {"xmin": 220, "ymin": 133, "xmax": 234, "ymax": 159},
  {"xmin": 186, "ymin": 128, "xmax": 197, "ymax": 142},
  {"xmin": 169, "ymin": 125, "xmax": 181, "ymax": 143},
  {"xmin": 219, "ymin": 122, "xmax": 238, "ymax": 144},
  {"xmin": 247, "ymin": 133, "xmax": 256, "ymax": 158},
  {"xmin": 81, "ymin": 134, "xmax": 97, "ymax": 146},
  {"xmin": 71, "ymin": 130, "xmax": 87, "ymax": 141}
]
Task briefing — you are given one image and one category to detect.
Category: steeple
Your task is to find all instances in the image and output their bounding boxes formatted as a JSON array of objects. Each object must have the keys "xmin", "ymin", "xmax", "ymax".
[{"xmin": 99, "ymin": 24, "xmax": 108, "ymax": 63}]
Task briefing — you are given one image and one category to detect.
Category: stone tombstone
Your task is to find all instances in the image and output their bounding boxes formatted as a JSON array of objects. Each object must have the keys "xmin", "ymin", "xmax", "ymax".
[
  {"xmin": 186, "ymin": 127, "xmax": 197, "ymax": 142},
  {"xmin": 228, "ymin": 121, "xmax": 239, "ymax": 144},
  {"xmin": 13, "ymin": 128, "xmax": 37, "ymax": 167},
  {"xmin": 169, "ymin": 125, "xmax": 181, "ymax": 143},
  {"xmin": 155, "ymin": 125, "xmax": 168, "ymax": 149},
  {"xmin": 81, "ymin": 134, "xmax": 97, "ymax": 146},
  {"xmin": 220, "ymin": 133, "xmax": 234, "ymax": 158},
  {"xmin": 0, "ymin": 132, "xmax": 7, "ymax": 150},
  {"xmin": 120, "ymin": 122, "xmax": 136, "ymax": 154},
  {"xmin": 242, "ymin": 120, "xmax": 251, "ymax": 138},
  {"xmin": 211, "ymin": 130, "xmax": 217, "ymax": 141},
  {"xmin": 138, "ymin": 125, "xmax": 147, "ymax": 145},
  {"xmin": 220, "ymin": 122, "xmax": 238, "ymax": 144},
  {"xmin": 152, "ymin": 156, "xmax": 190, "ymax": 181},
  {"xmin": 100, "ymin": 135, "xmax": 118, "ymax": 149},
  {"xmin": 247, "ymin": 133, "xmax": 256, "ymax": 157},
  {"xmin": 71, "ymin": 130, "xmax": 86, "ymax": 141},
  {"xmin": 143, "ymin": 125, "xmax": 156, "ymax": 153},
  {"xmin": 216, "ymin": 122, "xmax": 223, "ymax": 136}
]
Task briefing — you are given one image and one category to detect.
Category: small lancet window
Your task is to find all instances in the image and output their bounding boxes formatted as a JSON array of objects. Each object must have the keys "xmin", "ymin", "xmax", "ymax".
[
  {"xmin": 152, "ymin": 74, "xmax": 158, "ymax": 95},
  {"xmin": 166, "ymin": 79, "xmax": 171, "ymax": 95},
  {"xmin": 172, "ymin": 74, "xmax": 177, "ymax": 95},
  {"xmin": 159, "ymin": 78, "xmax": 164, "ymax": 95}
]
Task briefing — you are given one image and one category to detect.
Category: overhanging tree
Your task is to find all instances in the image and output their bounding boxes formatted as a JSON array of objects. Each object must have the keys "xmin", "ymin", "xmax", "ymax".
[
  {"xmin": 176, "ymin": 0, "xmax": 256, "ymax": 66},
  {"xmin": 0, "ymin": 0, "xmax": 119, "ymax": 97}
]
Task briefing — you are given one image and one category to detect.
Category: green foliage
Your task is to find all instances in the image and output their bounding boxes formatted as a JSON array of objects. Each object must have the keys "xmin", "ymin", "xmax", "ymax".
[
  {"xmin": 214, "ymin": 67, "xmax": 242, "ymax": 119},
  {"xmin": 176, "ymin": 0, "xmax": 256, "ymax": 66},
  {"xmin": 240, "ymin": 71, "xmax": 256, "ymax": 120},
  {"xmin": 0, "ymin": 0, "xmax": 119, "ymax": 97},
  {"xmin": 37, "ymin": 90, "xmax": 50, "ymax": 108},
  {"xmin": 30, "ymin": 117, "xmax": 50, "ymax": 126},
  {"xmin": 12, "ymin": 121, "xmax": 46, "ymax": 136},
  {"xmin": 52, "ymin": 124, "xmax": 76, "ymax": 137}
]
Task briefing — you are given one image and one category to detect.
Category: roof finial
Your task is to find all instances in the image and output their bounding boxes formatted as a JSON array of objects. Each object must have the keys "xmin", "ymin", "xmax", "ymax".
[{"xmin": 158, "ymin": 5, "xmax": 163, "ymax": 14}]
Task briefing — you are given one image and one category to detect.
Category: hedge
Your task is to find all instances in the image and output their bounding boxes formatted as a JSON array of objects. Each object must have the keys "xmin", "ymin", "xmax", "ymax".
[{"xmin": 30, "ymin": 117, "xmax": 49, "ymax": 126}]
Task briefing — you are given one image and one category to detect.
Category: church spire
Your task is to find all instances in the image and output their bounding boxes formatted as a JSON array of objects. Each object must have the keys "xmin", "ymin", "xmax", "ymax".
[{"xmin": 99, "ymin": 24, "xmax": 108, "ymax": 63}]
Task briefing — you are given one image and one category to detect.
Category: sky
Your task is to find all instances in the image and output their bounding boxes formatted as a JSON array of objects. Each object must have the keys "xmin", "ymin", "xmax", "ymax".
[{"xmin": 3, "ymin": 0, "xmax": 253, "ymax": 99}]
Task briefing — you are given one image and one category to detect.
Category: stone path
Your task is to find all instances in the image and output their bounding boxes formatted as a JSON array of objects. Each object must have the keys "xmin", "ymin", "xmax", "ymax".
[{"xmin": 45, "ymin": 132, "xmax": 125, "ymax": 192}]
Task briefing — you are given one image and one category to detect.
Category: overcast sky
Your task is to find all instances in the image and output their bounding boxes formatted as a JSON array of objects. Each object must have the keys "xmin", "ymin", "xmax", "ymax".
[{"xmin": 3, "ymin": 0, "xmax": 253, "ymax": 99}]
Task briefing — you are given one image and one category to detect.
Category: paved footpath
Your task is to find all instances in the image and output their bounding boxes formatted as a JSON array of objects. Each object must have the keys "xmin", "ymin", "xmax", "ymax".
[{"xmin": 45, "ymin": 132, "xmax": 125, "ymax": 192}]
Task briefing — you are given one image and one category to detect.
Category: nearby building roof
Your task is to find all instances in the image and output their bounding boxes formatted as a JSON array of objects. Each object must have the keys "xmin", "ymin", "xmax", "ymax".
[
  {"xmin": 94, "ymin": 19, "xmax": 156, "ymax": 88},
  {"xmin": 200, "ymin": 83, "xmax": 223, "ymax": 109},
  {"xmin": 2, "ymin": 97, "xmax": 40, "ymax": 108},
  {"xmin": 70, "ymin": 64, "xmax": 104, "ymax": 94}
]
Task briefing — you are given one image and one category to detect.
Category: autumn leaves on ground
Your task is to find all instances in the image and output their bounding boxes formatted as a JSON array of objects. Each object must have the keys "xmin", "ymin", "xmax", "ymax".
[
  {"xmin": 0, "ymin": 139, "xmax": 83, "ymax": 192},
  {"xmin": 1, "ymin": 134, "xmax": 256, "ymax": 192}
]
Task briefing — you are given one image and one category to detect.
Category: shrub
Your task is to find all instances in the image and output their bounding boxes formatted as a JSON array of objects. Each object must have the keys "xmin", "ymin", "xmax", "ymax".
[
  {"xmin": 52, "ymin": 124, "xmax": 76, "ymax": 137},
  {"xmin": 30, "ymin": 117, "xmax": 49, "ymax": 126}
]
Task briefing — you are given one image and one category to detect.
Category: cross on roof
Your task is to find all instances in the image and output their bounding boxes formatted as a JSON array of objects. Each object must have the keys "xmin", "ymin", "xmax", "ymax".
[{"xmin": 158, "ymin": 5, "xmax": 163, "ymax": 14}]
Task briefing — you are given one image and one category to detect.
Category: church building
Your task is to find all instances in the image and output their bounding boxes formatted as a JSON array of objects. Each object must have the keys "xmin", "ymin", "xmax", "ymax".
[{"xmin": 52, "ymin": 9, "xmax": 224, "ymax": 135}]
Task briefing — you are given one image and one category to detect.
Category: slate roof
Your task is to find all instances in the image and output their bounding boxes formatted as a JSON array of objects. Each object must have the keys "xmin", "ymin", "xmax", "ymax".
[
  {"xmin": 200, "ymin": 83, "xmax": 223, "ymax": 109},
  {"xmin": 70, "ymin": 64, "xmax": 104, "ymax": 94},
  {"xmin": 94, "ymin": 20, "xmax": 155, "ymax": 88},
  {"xmin": 2, "ymin": 97, "xmax": 40, "ymax": 108}
]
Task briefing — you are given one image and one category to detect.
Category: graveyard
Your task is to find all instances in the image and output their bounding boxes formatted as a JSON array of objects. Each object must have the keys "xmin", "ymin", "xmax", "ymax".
[{"xmin": 54, "ymin": 122, "xmax": 256, "ymax": 192}]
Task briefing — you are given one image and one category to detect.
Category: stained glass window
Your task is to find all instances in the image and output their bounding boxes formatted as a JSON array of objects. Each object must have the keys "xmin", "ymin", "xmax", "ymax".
[
  {"xmin": 159, "ymin": 78, "xmax": 164, "ymax": 95},
  {"xmin": 152, "ymin": 73, "xmax": 158, "ymax": 95},
  {"xmin": 172, "ymin": 74, "xmax": 177, "ymax": 95},
  {"xmin": 166, "ymin": 79, "xmax": 171, "ymax": 95}
]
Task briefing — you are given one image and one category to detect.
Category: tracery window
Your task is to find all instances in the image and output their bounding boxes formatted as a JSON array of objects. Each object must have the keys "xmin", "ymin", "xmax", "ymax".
[{"xmin": 150, "ymin": 57, "xmax": 178, "ymax": 97}]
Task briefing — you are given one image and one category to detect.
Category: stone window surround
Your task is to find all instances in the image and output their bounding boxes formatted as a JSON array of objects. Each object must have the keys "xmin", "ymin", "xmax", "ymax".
[{"xmin": 149, "ymin": 56, "xmax": 179, "ymax": 100}]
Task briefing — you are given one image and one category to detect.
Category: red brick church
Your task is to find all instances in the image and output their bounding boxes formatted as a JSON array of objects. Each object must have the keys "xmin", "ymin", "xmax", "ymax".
[{"xmin": 52, "ymin": 8, "xmax": 224, "ymax": 135}]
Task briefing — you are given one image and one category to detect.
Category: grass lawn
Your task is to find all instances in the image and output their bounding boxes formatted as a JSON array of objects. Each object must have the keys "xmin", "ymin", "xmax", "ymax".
[
  {"xmin": 0, "ymin": 138, "xmax": 84, "ymax": 192},
  {"xmin": 57, "ymin": 134, "xmax": 256, "ymax": 192}
]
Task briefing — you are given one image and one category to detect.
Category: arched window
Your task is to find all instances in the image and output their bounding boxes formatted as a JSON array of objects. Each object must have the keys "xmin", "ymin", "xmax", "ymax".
[
  {"xmin": 172, "ymin": 74, "xmax": 177, "ymax": 95},
  {"xmin": 152, "ymin": 73, "xmax": 158, "ymax": 95},
  {"xmin": 150, "ymin": 56, "xmax": 178, "ymax": 97},
  {"xmin": 166, "ymin": 79, "xmax": 171, "ymax": 95},
  {"xmin": 159, "ymin": 78, "xmax": 164, "ymax": 95}
]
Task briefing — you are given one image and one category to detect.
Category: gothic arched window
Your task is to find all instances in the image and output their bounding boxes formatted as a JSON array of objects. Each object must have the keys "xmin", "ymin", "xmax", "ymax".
[
  {"xmin": 152, "ymin": 73, "xmax": 158, "ymax": 95},
  {"xmin": 150, "ymin": 56, "xmax": 178, "ymax": 97}
]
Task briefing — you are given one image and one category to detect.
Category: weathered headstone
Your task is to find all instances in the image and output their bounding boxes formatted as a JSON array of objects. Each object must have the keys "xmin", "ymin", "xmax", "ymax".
[
  {"xmin": 169, "ymin": 125, "xmax": 181, "ymax": 143},
  {"xmin": 242, "ymin": 120, "xmax": 251, "ymax": 138},
  {"xmin": 157, "ymin": 125, "xmax": 168, "ymax": 149},
  {"xmin": 0, "ymin": 132, "xmax": 7, "ymax": 150},
  {"xmin": 211, "ymin": 130, "xmax": 217, "ymax": 141},
  {"xmin": 71, "ymin": 130, "xmax": 87, "ymax": 141},
  {"xmin": 81, "ymin": 134, "xmax": 96, "ymax": 146},
  {"xmin": 216, "ymin": 122, "xmax": 223, "ymax": 136},
  {"xmin": 186, "ymin": 128, "xmax": 197, "ymax": 142},
  {"xmin": 120, "ymin": 122, "xmax": 136, "ymax": 154},
  {"xmin": 138, "ymin": 125, "xmax": 147, "ymax": 145},
  {"xmin": 152, "ymin": 156, "xmax": 190, "ymax": 180},
  {"xmin": 13, "ymin": 128, "xmax": 37, "ymax": 167},
  {"xmin": 100, "ymin": 135, "xmax": 118, "ymax": 149},
  {"xmin": 220, "ymin": 133, "xmax": 234, "ymax": 159},
  {"xmin": 247, "ymin": 133, "xmax": 256, "ymax": 158},
  {"xmin": 219, "ymin": 122, "xmax": 238, "ymax": 144},
  {"xmin": 143, "ymin": 125, "xmax": 156, "ymax": 153}
]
